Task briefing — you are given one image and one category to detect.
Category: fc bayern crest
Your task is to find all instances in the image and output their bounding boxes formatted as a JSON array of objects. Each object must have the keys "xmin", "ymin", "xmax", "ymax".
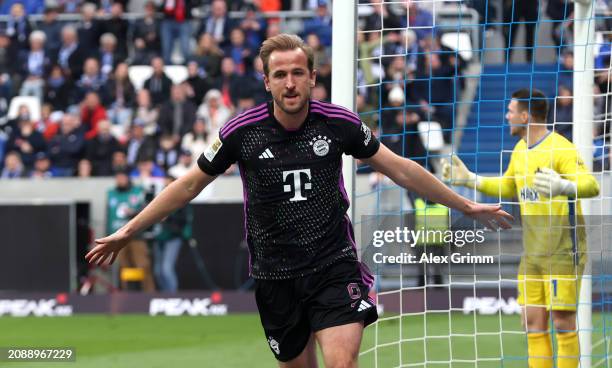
[{"xmin": 310, "ymin": 135, "xmax": 332, "ymax": 157}]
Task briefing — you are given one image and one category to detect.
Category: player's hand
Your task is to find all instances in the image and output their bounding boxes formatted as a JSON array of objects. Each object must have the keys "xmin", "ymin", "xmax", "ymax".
[
  {"xmin": 533, "ymin": 168, "xmax": 576, "ymax": 198},
  {"xmin": 441, "ymin": 155, "xmax": 477, "ymax": 187},
  {"xmin": 463, "ymin": 202, "xmax": 513, "ymax": 230},
  {"xmin": 85, "ymin": 231, "xmax": 131, "ymax": 266}
]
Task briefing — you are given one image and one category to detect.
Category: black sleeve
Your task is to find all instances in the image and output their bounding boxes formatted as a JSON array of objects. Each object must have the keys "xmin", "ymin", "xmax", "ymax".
[
  {"xmin": 340, "ymin": 120, "xmax": 380, "ymax": 159},
  {"xmin": 196, "ymin": 132, "xmax": 238, "ymax": 176}
]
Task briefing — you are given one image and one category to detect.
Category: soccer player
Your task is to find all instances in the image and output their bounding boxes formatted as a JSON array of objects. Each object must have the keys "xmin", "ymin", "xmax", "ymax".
[
  {"xmin": 442, "ymin": 88, "xmax": 600, "ymax": 368},
  {"xmin": 87, "ymin": 34, "xmax": 512, "ymax": 368}
]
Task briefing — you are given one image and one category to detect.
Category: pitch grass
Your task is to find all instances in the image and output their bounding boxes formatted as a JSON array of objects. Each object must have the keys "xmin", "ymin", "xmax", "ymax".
[{"xmin": 0, "ymin": 313, "xmax": 609, "ymax": 367}]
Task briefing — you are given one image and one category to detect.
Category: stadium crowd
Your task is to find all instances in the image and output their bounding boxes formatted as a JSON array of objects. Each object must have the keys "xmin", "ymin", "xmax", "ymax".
[
  {"xmin": 0, "ymin": 0, "xmax": 609, "ymax": 180},
  {"xmin": 0, "ymin": 0, "xmax": 337, "ymax": 178}
]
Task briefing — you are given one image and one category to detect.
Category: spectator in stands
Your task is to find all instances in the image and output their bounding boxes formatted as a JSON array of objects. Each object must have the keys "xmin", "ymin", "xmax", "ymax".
[
  {"xmin": 0, "ymin": 31, "xmax": 15, "ymax": 107},
  {"xmin": 155, "ymin": 133, "xmax": 180, "ymax": 172},
  {"xmin": 311, "ymin": 83, "xmax": 328, "ymax": 102},
  {"xmin": 160, "ymin": 0, "xmax": 197, "ymax": 64},
  {"xmin": 86, "ymin": 119, "xmax": 120, "ymax": 176},
  {"xmin": 212, "ymin": 57, "xmax": 242, "ymax": 109},
  {"xmin": 546, "ymin": 0, "xmax": 573, "ymax": 49},
  {"xmin": 550, "ymin": 85, "xmax": 573, "ymax": 141},
  {"xmin": 48, "ymin": 112, "xmax": 85, "ymax": 176},
  {"xmin": 158, "ymin": 84, "xmax": 197, "ymax": 142},
  {"xmin": 315, "ymin": 51, "xmax": 332, "ymax": 99},
  {"xmin": 106, "ymin": 169, "xmax": 155, "ymax": 292},
  {"xmin": 131, "ymin": 1, "xmax": 161, "ymax": 65},
  {"xmin": 238, "ymin": 56, "xmax": 267, "ymax": 105},
  {"xmin": 224, "ymin": 28, "xmax": 253, "ymax": 75},
  {"xmin": 1, "ymin": 151, "xmax": 27, "ymax": 178},
  {"xmin": 181, "ymin": 117, "xmax": 207, "ymax": 160},
  {"xmin": 77, "ymin": 158, "xmax": 92, "ymax": 177},
  {"xmin": 401, "ymin": 0, "xmax": 434, "ymax": 41},
  {"xmin": 44, "ymin": 64, "xmax": 73, "ymax": 111},
  {"xmin": 197, "ymin": 0, "xmax": 235, "ymax": 48},
  {"xmin": 75, "ymin": 58, "xmax": 107, "ymax": 102},
  {"xmin": 239, "ymin": 4, "xmax": 266, "ymax": 50},
  {"xmin": 104, "ymin": 62, "xmax": 135, "ymax": 126},
  {"xmin": 18, "ymin": 31, "xmax": 50, "ymax": 99},
  {"xmin": 130, "ymin": 155, "xmax": 165, "ymax": 188},
  {"xmin": 265, "ymin": 21, "xmax": 281, "ymax": 39},
  {"xmin": 5, "ymin": 3, "xmax": 32, "ymax": 53},
  {"xmin": 302, "ymin": 1, "xmax": 332, "ymax": 47},
  {"xmin": 559, "ymin": 51, "xmax": 574, "ymax": 88},
  {"xmin": 503, "ymin": 0, "xmax": 539, "ymax": 62},
  {"xmin": 413, "ymin": 36, "xmax": 457, "ymax": 143},
  {"xmin": 35, "ymin": 103, "xmax": 60, "ymax": 141},
  {"xmin": 4, "ymin": 104, "xmax": 32, "ymax": 136},
  {"xmin": 184, "ymin": 62, "xmax": 210, "ymax": 106},
  {"xmin": 56, "ymin": 25, "xmax": 85, "ymax": 79},
  {"xmin": 30, "ymin": 151, "xmax": 54, "ymax": 178},
  {"xmin": 125, "ymin": 120, "xmax": 157, "ymax": 167},
  {"xmin": 303, "ymin": 35, "xmax": 325, "ymax": 72},
  {"xmin": 144, "ymin": 56, "xmax": 173, "ymax": 107},
  {"xmin": 133, "ymin": 89, "xmax": 159, "ymax": 137},
  {"xmin": 102, "ymin": 3, "xmax": 129, "ymax": 61},
  {"xmin": 81, "ymin": 91, "xmax": 107, "ymax": 140},
  {"xmin": 38, "ymin": 6, "xmax": 62, "ymax": 56},
  {"xmin": 190, "ymin": 33, "xmax": 224, "ymax": 79},
  {"xmin": 111, "ymin": 149, "xmax": 129, "ymax": 172},
  {"xmin": 97, "ymin": 33, "xmax": 123, "ymax": 80},
  {"xmin": 388, "ymin": 86, "xmax": 429, "ymax": 170},
  {"xmin": 6, "ymin": 114, "xmax": 47, "ymax": 170},
  {"xmin": 196, "ymin": 89, "xmax": 231, "ymax": 144},
  {"xmin": 76, "ymin": 3, "xmax": 102, "ymax": 57},
  {"xmin": 168, "ymin": 148, "xmax": 193, "ymax": 178},
  {"xmin": 153, "ymin": 175, "xmax": 192, "ymax": 292},
  {"xmin": 364, "ymin": 0, "xmax": 401, "ymax": 33}
]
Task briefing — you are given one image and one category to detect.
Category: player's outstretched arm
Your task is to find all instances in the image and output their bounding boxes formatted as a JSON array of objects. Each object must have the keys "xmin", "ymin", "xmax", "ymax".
[
  {"xmin": 441, "ymin": 155, "xmax": 517, "ymax": 199},
  {"xmin": 86, "ymin": 166, "xmax": 216, "ymax": 265},
  {"xmin": 363, "ymin": 144, "xmax": 513, "ymax": 229}
]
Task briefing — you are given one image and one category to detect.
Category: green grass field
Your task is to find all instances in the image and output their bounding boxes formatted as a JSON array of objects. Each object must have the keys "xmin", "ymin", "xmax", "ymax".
[{"xmin": 0, "ymin": 313, "xmax": 609, "ymax": 367}]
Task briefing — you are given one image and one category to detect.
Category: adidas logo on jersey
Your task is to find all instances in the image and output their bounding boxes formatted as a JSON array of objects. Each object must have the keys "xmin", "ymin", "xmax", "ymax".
[
  {"xmin": 259, "ymin": 148, "xmax": 274, "ymax": 159},
  {"xmin": 357, "ymin": 300, "xmax": 372, "ymax": 312}
]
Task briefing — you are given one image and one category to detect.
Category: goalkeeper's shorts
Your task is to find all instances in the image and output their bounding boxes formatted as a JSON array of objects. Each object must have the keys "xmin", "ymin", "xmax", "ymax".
[
  {"xmin": 254, "ymin": 259, "xmax": 378, "ymax": 362},
  {"xmin": 517, "ymin": 273, "xmax": 582, "ymax": 311}
]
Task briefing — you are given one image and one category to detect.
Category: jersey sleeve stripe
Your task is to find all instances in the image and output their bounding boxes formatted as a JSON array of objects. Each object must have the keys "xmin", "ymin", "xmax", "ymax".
[
  {"xmin": 219, "ymin": 103, "xmax": 268, "ymax": 136},
  {"xmin": 311, "ymin": 100, "xmax": 361, "ymax": 121},
  {"xmin": 310, "ymin": 107, "xmax": 361, "ymax": 125},
  {"xmin": 221, "ymin": 113, "xmax": 269, "ymax": 138}
]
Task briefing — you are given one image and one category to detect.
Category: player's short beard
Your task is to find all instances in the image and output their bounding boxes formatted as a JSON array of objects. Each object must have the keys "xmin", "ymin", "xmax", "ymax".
[{"xmin": 274, "ymin": 92, "xmax": 309, "ymax": 116}]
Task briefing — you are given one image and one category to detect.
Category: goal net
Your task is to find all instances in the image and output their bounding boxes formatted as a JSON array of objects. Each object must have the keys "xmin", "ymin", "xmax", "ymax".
[{"xmin": 332, "ymin": 0, "xmax": 612, "ymax": 367}]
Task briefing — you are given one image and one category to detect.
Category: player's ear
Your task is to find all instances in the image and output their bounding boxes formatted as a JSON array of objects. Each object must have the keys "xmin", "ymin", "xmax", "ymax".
[
  {"xmin": 263, "ymin": 74, "xmax": 271, "ymax": 92},
  {"xmin": 310, "ymin": 69, "xmax": 317, "ymax": 87},
  {"xmin": 521, "ymin": 110, "xmax": 530, "ymax": 124}
]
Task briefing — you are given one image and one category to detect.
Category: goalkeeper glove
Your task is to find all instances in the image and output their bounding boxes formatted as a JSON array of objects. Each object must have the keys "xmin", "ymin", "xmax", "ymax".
[
  {"xmin": 441, "ymin": 155, "xmax": 480, "ymax": 189},
  {"xmin": 533, "ymin": 167, "xmax": 577, "ymax": 198}
]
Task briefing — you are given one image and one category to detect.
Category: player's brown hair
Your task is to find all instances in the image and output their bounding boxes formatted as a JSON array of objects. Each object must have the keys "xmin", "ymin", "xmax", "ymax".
[
  {"xmin": 259, "ymin": 34, "xmax": 314, "ymax": 76},
  {"xmin": 511, "ymin": 88, "xmax": 549, "ymax": 122}
]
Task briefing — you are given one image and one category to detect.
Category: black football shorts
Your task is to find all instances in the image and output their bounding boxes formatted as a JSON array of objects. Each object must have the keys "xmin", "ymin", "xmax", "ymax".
[{"xmin": 254, "ymin": 260, "xmax": 378, "ymax": 362}]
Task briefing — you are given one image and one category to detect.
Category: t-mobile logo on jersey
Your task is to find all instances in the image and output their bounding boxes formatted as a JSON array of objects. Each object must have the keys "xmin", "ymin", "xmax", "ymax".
[{"xmin": 283, "ymin": 169, "xmax": 312, "ymax": 201}]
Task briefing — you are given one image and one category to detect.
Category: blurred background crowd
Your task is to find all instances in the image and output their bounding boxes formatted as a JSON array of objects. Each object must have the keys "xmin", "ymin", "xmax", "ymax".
[{"xmin": 0, "ymin": 0, "xmax": 609, "ymax": 181}]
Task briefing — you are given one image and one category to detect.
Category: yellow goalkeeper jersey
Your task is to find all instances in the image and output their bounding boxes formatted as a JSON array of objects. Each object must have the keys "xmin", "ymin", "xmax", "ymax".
[{"xmin": 478, "ymin": 131, "xmax": 599, "ymax": 266}]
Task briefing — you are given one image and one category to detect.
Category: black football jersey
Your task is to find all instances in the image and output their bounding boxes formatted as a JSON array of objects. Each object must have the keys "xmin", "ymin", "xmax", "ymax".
[{"xmin": 197, "ymin": 100, "xmax": 380, "ymax": 280}]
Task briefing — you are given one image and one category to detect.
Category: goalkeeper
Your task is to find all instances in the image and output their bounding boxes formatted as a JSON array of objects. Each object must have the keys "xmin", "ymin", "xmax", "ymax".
[{"xmin": 442, "ymin": 88, "xmax": 599, "ymax": 368}]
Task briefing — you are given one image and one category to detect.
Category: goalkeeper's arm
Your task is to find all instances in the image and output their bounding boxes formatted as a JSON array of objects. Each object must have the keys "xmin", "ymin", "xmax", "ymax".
[{"xmin": 441, "ymin": 155, "xmax": 517, "ymax": 199}]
